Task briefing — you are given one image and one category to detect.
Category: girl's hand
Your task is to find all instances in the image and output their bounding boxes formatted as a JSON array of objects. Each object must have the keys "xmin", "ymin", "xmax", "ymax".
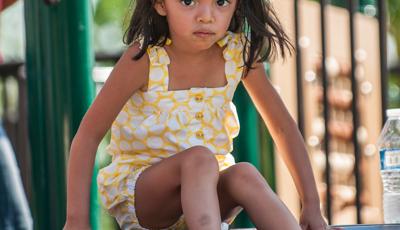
[{"xmin": 299, "ymin": 205, "xmax": 328, "ymax": 230}]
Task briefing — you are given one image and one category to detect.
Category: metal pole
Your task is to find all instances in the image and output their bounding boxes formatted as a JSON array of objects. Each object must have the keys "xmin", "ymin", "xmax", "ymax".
[
  {"xmin": 347, "ymin": 0, "xmax": 362, "ymax": 223},
  {"xmin": 24, "ymin": 0, "xmax": 94, "ymax": 229},
  {"xmin": 319, "ymin": 0, "xmax": 332, "ymax": 223},
  {"xmin": 294, "ymin": 0, "xmax": 305, "ymax": 136},
  {"xmin": 377, "ymin": 0, "xmax": 387, "ymax": 126}
]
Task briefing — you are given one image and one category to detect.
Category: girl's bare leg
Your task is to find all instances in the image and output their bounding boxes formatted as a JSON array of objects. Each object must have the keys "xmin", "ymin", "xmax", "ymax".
[
  {"xmin": 135, "ymin": 147, "xmax": 299, "ymax": 229},
  {"xmin": 134, "ymin": 146, "xmax": 221, "ymax": 230},
  {"xmin": 217, "ymin": 162, "xmax": 301, "ymax": 230}
]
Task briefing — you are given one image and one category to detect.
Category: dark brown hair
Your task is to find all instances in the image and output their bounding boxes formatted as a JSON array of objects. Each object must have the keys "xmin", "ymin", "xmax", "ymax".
[{"xmin": 124, "ymin": 0, "xmax": 294, "ymax": 72}]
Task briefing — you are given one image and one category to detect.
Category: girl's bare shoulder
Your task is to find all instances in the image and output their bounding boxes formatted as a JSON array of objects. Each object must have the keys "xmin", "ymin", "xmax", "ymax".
[{"xmin": 110, "ymin": 42, "xmax": 149, "ymax": 92}]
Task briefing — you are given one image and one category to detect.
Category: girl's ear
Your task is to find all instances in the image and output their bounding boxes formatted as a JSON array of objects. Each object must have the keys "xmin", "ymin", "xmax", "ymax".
[{"xmin": 154, "ymin": 0, "xmax": 167, "ymax": 16}]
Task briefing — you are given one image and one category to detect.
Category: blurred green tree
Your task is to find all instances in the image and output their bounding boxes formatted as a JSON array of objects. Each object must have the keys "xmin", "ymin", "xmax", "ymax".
[
  {"xmin": 388, "ymin": 0, "xmax": 400, "ymax": 55},
  {"xmin": 93, "ymin": 0, "xmax": 131, "ymax": 27}
]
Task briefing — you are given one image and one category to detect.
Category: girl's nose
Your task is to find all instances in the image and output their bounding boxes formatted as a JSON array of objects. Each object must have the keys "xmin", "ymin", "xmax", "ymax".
[{"xmin": 196, "ymin": 5, "xmax": 215, "ymax": 23}]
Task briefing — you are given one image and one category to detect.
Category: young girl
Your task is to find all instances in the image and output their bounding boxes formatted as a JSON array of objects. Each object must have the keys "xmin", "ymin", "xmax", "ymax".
[{"xmin": 64, "ymin": 0, "xmax": 328, "ymax": 229}]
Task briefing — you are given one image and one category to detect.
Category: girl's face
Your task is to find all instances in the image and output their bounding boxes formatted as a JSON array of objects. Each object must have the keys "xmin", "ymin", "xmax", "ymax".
[{"xmin": 154, "ymin": 0, "xmax": 237, "ymax": 50}]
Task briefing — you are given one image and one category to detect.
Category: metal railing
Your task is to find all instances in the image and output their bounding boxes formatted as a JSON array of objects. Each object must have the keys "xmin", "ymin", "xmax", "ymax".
[{"xmin": 293, "ymin": 0, "xmax": 389, "ymax": 224}]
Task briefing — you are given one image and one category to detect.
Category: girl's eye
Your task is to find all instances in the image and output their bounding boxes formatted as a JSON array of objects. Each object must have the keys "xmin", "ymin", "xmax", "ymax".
[
  {"xmin": 181, "ymin": 0, "xmax": 195, "ymax": 6},
  {"xmin": 216, "ymin": 0, "xmax": 230, "ymax": 6}
]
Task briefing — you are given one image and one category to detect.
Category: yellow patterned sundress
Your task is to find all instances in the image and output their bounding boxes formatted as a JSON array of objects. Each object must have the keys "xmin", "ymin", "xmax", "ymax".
[{"xmin": 97, "ymin": 31, "xmax": 245, "ymax": 230}]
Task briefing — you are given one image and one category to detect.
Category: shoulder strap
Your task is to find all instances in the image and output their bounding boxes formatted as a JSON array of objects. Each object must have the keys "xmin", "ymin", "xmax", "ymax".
[
  {"xmin": 219, "ymin": 32, "xmax": 246, "ymax": 99},
  {"xmin": 146, "ymin": 46, "xmax": 170, "ymax": 92}
]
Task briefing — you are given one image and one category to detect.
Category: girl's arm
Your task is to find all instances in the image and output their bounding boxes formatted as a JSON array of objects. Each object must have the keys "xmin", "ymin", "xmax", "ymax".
[
  {"xmin": 64, "ymin": 43, "xmax": 148, "ymax": 227},
  {"xmin": 242, "ymin": 62, "xmax": 320, "ymax": 209}
]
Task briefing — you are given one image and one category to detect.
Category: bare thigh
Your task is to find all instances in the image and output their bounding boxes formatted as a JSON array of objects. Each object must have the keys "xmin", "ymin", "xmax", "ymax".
[
  {"xmin": 217, "ymin": 166, "xmax": 244, "ymax": 222},
  {"xmin": 217, "ymin": 162, "xmax": 270, "ymax": 223},
  {"xmin": 134, "ymin": 151, "xmax": 184, "ymax": 229}
]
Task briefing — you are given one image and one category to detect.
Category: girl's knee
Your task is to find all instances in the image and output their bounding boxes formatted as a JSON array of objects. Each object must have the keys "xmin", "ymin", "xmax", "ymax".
[
  {"xmin": 226, "ymin": 162, "xmax": 267, "ymax": 189},
  {"xmin": 180, "ymin": 146, "xmax": 219, "ymax": 174}
]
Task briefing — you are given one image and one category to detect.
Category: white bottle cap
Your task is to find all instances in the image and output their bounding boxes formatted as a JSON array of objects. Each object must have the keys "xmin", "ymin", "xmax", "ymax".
[{"xmin": 386, "ymin": 108, "xmax": 400, "ymax": 117}]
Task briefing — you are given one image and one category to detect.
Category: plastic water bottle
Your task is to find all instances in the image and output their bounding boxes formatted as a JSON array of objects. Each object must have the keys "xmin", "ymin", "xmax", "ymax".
[{"xmin": 377, "ymin": 109, "xmax": 400, "ymax": 224}]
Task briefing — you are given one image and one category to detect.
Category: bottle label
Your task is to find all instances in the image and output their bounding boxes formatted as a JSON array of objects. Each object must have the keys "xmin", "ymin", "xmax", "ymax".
[{"xmin": 380, "ymin": 149, "xmax": 400, "ymax": 170}]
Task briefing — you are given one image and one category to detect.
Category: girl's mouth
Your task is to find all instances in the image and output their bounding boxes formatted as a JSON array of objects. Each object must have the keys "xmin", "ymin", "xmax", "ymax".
[{"xmin": 193, "ymin": 31, "xmax": 215, "ymax": 38}]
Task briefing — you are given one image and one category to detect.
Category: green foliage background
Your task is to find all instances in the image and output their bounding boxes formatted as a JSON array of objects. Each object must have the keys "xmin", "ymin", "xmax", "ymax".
[
  {"xmin": 93, "ymin": 0, "xmax": 132, "ymax": 29},
  {"xmin": 388, "ymin": 0, "xmax": 400, "ymax": 56}
]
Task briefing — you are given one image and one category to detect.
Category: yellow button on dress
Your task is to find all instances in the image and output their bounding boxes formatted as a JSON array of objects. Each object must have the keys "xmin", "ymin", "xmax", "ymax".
[{"xmin": 97, "ymin": 32, "xmax": 245, "ymax": 229}]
